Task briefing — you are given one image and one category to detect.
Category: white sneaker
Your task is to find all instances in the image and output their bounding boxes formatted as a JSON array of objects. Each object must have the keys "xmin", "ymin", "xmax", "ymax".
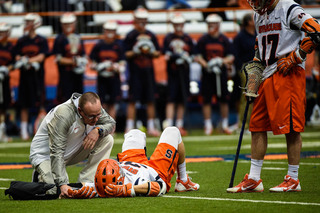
[
  {"xmin": 0, "ymin": 123, "xmax": 9, "ymax": 143},
  {"xmin": 204, "ymin": 126, "xmax": 213, "ymax": 135},
  {"xmin": 269, "ymin": 175, "xmax": 301, "ymax": 192},
  {"xmin": 227, "ymin": 174, "xmax": 264, "ymax": 193},
  {"xmin": 175, "ymin": 175, "xmax": 200, "ymax": 192}
]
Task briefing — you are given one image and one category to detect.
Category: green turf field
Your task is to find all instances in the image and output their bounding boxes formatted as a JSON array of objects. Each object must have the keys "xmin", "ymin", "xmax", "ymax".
[{"xmin": 0, "ymin": 127, "xmax": 319, "ymax": 213}]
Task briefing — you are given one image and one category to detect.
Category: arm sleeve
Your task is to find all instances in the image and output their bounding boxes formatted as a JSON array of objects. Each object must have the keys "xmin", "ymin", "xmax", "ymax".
[
  {"xmin": 48, "ymin": 104, "xmax": 74, "ymax": 186},
  {"xmin": 95, "ymin": 108, "xmax": 116, "ymax": 136}
]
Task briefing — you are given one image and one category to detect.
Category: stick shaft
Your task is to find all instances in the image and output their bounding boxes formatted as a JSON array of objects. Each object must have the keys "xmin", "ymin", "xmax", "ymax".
[{"xmin": 228, "ymin": 100, "xmax": 250, "ymax": 188}]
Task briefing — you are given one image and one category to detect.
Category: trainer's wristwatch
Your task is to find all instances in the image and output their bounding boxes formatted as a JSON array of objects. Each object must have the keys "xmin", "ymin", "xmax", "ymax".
[{"xmin": 95, "ymin": 127, "xmax": 103, "ymax": 137}]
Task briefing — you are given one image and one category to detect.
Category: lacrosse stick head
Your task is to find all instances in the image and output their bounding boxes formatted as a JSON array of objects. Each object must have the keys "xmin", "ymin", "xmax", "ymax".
[{"xmin": 241, "ymin": 60, "xmax": 264, "ymax": 97}]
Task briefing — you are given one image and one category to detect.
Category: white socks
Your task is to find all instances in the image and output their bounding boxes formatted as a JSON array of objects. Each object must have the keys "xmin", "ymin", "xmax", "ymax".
[
  {"xmin": 248, "ymin": 159, "xmax": 263, "ymax": 181},
  {"xmin": 222, "ymin": 118, "xmax": 228, "ymax": 130},
  {"xmin": 126, "ymin": 119, "xmax": 134, "ymax": 131},
  {"xmin": 176, "ymin": 119, "xmax": 183, "ymax": 128},
  {"xmin": 288, "ymin": 164, "xmax": 299, "ymax": 180},
  {"xmin": 248, "ymin": 160, "xmax": 299, "ymax": 181},
  {"xmin": 147, "ymin": 119, "xmax": 155, "ymax": 130},
  {"xmin": 177, "ymin": 162, "xmax": 188, "ymax": 182}
]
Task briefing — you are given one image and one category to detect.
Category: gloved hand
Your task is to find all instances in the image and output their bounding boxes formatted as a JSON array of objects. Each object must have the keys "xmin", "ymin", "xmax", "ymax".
[
  {"xmin": 0, "ymin": 66, "xmax": 9, "ymax": 76},
  {"xmin": 105, "ymin": 183, "xmax": 135, "ymax": 197},
  {"xmin": 95, "ymin": 61, "xmax": 112, "ymax": 72},
  {"xmin": 31, "ymin": 62, "xmax": 40, "ymax": 71},
  {"xmin": 73, "ymin": 56, "xmax": 88, "ymax": 74},
  {"xmin": 67, "ymin": 183, "xmax": 97, "ymax": 199},
  {"xmin": 207, "ymin": 57, "xmax": 223, "ymax": 74},
  {"xmin": 277, "ymin": 50, "xmax": 303, "ymax": 76},
  {"xmin": 300, "ymin": 36, "xmax": 316, "ymax": 54},
  {"xmin": 14, "ymin": 56, "xmax": 29, "ymax": 70}
]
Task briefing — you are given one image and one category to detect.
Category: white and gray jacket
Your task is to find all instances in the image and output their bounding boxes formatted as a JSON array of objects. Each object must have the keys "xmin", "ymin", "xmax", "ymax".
[{"xmin": 29, "ymin": 93, "xmax": 116, "ymax": 186}]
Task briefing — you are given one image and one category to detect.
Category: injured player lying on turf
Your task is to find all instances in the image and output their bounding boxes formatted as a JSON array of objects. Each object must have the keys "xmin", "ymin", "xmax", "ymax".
[{"xmin": 67, "ymin": 127, "xmax": 200, "ymax": 198}]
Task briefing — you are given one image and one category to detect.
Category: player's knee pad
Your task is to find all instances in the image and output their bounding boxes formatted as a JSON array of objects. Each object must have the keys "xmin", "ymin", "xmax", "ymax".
[
  {"xmin": 122, "ymin": 129, "xmax": 146, "ymax": 152},
  {"xmin": 158, "ymin": 126, "xmax": 182, "ymax": 149},
  {"xmin": 147, "ymin": 181, "xmax": 167, "ymax": 197}
]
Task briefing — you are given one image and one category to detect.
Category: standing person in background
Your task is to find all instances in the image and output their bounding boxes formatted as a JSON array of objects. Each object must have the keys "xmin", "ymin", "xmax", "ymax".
[
  {"xmin": 195, "ymin": 14, "xmax": 235, "ymax": 135},
  {"xmin": 233, "ymin": 13, "xmax": 256, "ymax": 131},
  {"xmin": 90, "ymin": 20, "xmax": 126, "ymax": 120},
  {"xmin": 123, "ymin": 7, "xmax": 161, "ymax": 136},
  {"xmin": 0, "ymin": 23, "xmax": 13, "ymax": 142},
  {"xmin": 227, "ymin": 0, "xmax": 320, "ymax": 193},
  {"xmin": 52, "ymin": 12, "xmax": 88, "ymax": 104},
  {"xmin": 14, "ymin": 13, "xmax": 49, "ymax": 140},
  {"xmin": 162, "ymin": 13, "xmax": 195, "ymax": 136}
]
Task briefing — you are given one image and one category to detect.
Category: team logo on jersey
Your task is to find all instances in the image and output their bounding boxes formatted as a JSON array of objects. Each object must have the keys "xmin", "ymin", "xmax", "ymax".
[
  {"xmin": 259, "ymin": 23, "xmax": 281, "ymax": 33},
  {"xmin": 298, "ymin": 13, "xmax": 306, "ymax": 20}
]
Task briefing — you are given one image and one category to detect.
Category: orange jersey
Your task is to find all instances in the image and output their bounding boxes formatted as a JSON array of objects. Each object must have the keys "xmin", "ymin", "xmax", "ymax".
[
  {"xmin": 249, "ymin": 66, "xmax": 306, "ymax": 135},
  {"xmin": 117, "ymin": 143, "xmax": 179, "ymax": 192}
]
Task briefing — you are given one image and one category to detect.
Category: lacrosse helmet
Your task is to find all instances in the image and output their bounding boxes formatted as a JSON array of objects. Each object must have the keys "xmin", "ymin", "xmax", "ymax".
[
  {"xmin": 247, "ymin": 0, "xmax": 279, "ymax": 15},
  {"xmin": 103, "ymin": 20, "xmax": 118, "ymax": 31},
  {"xmin": 206, "ymin": 14, "xmax": 222, "ymax": 24},
  {"xmin": 170, "ymin": 13, "xmax": 185, "ymax": 24},
  {"xmin": 24, "ymin": 13, "xmax": 42, "ymax": 32},
  {"xmin": 103, "ymin": 20, "xmax": 118, "ymax": 40},
  {"xmin": 61, "ymin": 13, "xmax": 77, "ymax": 35},
  {"xmin": 95, "ymin": 159, "xmax": 125, "ymax": 198},
  {"xmin": 0, "ymin": 23, "xmax": 11, "ymax": 42},
  {"xmin": 134, "ymin": 7, "xmax": 149, "ymax": 19},
  {"xmin": 60, "ymin": 12, "xmax": 77, "ymax": 24}
]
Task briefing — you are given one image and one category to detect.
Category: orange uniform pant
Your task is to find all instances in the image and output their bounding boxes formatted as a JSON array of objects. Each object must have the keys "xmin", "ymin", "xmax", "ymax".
[{"xmin": 249, "ymin": 67, "xmax": 306, "ymax": 135}]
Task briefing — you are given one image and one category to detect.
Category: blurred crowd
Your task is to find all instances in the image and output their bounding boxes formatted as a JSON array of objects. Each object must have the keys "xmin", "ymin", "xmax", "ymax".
[{"xmin": 0, "ymin": 3, "xmax": 319, "ymax": 142}]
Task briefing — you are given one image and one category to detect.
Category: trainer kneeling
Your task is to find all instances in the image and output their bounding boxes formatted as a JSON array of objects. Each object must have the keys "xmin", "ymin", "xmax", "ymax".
[{"xmin": 29, "ymin": 92, "xmax": 115, "ymax": 198}]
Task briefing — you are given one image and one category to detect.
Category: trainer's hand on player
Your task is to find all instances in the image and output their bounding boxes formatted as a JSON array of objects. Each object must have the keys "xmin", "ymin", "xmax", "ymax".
[
  {"xmin": 83, "ymin": 129, "xmax": 99, "ymax": 150},
  {"xmin": 68, "ymin": 185, "xmax": 97, "ymax": 199},
  {"xmin": 60, "ymin": 184, "xmax": 73, "ymax": 198}
]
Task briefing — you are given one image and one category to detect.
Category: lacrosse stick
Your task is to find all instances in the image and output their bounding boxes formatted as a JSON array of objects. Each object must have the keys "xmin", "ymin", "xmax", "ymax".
[
  {"xmin": 228, "ymin": 100, "xmax": 249, "ymax": 188},
  {"xmin": 228, "ymin": 60, "xmax": 264, "ymax": 188}
]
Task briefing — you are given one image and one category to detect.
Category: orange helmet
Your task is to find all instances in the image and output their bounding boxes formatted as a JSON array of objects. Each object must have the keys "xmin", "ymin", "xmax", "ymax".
[
  {"xmin": 247, "ymin": 0, "xmax": 278, "ymax": 15},
  {"xmin": 94, "ymin": 159, "xmax": 124, "ymax": 197}
]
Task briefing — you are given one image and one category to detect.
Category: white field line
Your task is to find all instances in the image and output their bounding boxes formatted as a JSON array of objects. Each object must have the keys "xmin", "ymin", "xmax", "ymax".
[
  {"xmin": 0, "ymin": 187, "xmax": 8, "ymax": 189},
  {"xmin": 234, "ymin": 160, "xmax": 320, "ymax": 166},
  {"xmin": 163, "ymin": 195, "xmax": 320, "ymax": 206},
  {"xmin": 0, "ymin": 153, "xmax": 30, "ymax": 157},
  {"xmin": 262, "ymin": 167, "xmax": 286, "ymax": 170},
  {"xmin": 0, "ymin": 178, "xmax": 15, "ymax": 181},
  {"xmin": 1, "ymin": 140, "xmax": 320, "ymax": 150},
  {"xmin": 207, "ymin": 141, "xmax": 320, "ymax": 151},
  {"xmin": 0, "ymin": 131, "xmax": 319, "ymax": 148}
]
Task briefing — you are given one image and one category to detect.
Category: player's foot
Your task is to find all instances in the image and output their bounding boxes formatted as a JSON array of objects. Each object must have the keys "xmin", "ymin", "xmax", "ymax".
[
  {"xmin": 21, "ymin": 131, "xmax": 29, "ymax": 141},
  {"xmin": 227, "ymin": 174, "xmax": 264, "ymax": 193},
  {"xmin": 204, "ymin": 126, "xmax": 213, "ymax": 135},
  {"xmin": 147, "ymin": 129, "xmax": 160, "ymax": 137},
  {"xmin": 269, "ymin": 175, "xmax": 301, "ymax": 192},
  {"xmin": 175, "ymin": 175, "xmax": 200, "ymax": 192},
  {"xmin": 222, "ymin": 127, "xmax": 232, "ymax": 135},
  {"xmin": 178, "ymin": 127, "xmax": 188, "ymax": 136}
]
